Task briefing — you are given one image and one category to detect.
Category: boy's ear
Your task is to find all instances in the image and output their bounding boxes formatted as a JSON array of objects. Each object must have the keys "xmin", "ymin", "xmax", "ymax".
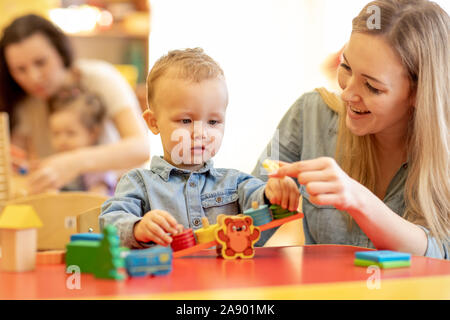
[{"xmin": 143, "ymin": 109, "xmax": 160, "ymax": 135}]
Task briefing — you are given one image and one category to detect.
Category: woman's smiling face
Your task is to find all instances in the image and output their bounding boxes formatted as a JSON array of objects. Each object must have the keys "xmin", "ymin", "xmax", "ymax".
[{"xmin": 338, "ymin": 32, "xmax": 415, "ymax": 138}]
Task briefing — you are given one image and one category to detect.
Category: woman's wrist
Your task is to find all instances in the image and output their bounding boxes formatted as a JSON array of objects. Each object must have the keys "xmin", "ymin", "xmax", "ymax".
[{"xmin": 346, "ymin": 180, "xmax": 375, "ymax": 219}]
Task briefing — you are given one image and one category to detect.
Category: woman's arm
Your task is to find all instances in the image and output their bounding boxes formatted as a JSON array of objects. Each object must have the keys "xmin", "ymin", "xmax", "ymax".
[
  {"xmin": 273, "ymin": 157, "xmax": 428, "ymax": 256},
  {"xmin": 28, "ymin": 108, "xmax": 150, "ymax": 194},
  {"xmin": 73, "ymin": 108, "xmax": 149, "ymax": 172},
  {"xmin": 346, "ymin": 181, "xmax": 427, "ymax": 255}
]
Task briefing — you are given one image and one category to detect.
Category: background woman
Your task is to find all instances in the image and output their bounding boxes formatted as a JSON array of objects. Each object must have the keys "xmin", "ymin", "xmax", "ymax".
[{"xmin": 0, "ymin": 14, "xmax": 150, "ymax": 194}]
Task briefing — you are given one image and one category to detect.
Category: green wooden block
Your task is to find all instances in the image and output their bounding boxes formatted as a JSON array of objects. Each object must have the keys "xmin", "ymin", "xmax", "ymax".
[
  {"xmin": 66, "ymin": 240, "xmax": 100, "ymax": 274},
  {"xmin": 270, "ymin": 204, "xmax": 297, "ymax": 215},
  {"xmin": 354, "ymin": 258, "xmax": 411, "ymax": 269}
]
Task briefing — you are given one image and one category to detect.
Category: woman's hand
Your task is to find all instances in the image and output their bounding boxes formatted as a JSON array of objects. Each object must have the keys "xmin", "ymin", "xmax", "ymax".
[
  {"xmin": 27, "ymin": 151, "xmax": 84, "ymax": 194},
  {"xmin": 271, "ymin": 157, "xmax": 365, "ymax": 213}
]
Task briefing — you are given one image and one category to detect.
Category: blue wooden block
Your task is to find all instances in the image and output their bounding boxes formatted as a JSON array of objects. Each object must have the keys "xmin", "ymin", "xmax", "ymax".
[
  {"xmin": 70, "ymin": 233, "xmax": 103, "ymax": 242},
  {"xmin": 355, "ymin": 250, "xmax": 411, "ymax": 262}
]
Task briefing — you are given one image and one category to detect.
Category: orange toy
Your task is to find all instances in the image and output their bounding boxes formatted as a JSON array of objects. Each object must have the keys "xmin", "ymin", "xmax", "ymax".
[
  {"xmin": 216, "ymin": 216, "xmax": 260, "ymax": 259},
  {"xmin": 36, "ymin": 250, "xmax": 66, "ymax": 265}
]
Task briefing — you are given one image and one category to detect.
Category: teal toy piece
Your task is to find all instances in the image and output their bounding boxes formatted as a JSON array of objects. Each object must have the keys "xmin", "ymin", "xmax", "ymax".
[
  {"xmin": 355, "ymin": 250, "xmax": 411, "ymax": 262},
  {"xmin": 354, "ymin": 250, "xmax": 411, "ymax": 269},
  {"xmin": 70, "ymin": 233, "xmax": 103, "ymax": 242},
  {"xmin": 243, "ymin": 204, "xmax": 272, "ymax": 226}
]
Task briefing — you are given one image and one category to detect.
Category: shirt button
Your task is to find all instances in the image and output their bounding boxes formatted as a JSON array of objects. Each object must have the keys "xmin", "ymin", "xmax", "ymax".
[
  {"xmin": 193, "ymin": 218, "xmax": 201, "ymax": 227},
  {"xmin": 216, "ymin": 197, "xmax": 222, "ymax": 203},
  {"xmin": 189, "ymin": 182, "xmax": 197, "ymax": 187}
]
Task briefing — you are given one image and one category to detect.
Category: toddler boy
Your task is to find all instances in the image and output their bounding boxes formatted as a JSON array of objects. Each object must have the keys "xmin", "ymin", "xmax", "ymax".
[{"xmin": 100, "ymin": 48, "xmax": 299, "ymax": 248}]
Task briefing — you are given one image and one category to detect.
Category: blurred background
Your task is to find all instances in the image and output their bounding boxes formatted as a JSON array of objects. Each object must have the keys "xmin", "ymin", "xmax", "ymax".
[{"xmin": 1, "ymin": 0, "xmax": 449, "ymax": 173}]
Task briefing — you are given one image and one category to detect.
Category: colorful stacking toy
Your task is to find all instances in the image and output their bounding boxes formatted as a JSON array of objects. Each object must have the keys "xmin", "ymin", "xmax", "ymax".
[
  {"xmin": 243, "ymin": 201, "xmax": 273, "ymax": 226},
  {"xmin": 354, "ymin": 250, "xmax": 412, "ymax": 269},
  {"xmin": 171, "ymin": 228, "xmax": 197, "ymax": 251}
]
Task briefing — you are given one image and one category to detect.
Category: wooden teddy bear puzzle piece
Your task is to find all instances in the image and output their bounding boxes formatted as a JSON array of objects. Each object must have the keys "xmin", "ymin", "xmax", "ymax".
[{"xmin": 216, "ymin": 215, "xmax": 260, "ymax": 259}]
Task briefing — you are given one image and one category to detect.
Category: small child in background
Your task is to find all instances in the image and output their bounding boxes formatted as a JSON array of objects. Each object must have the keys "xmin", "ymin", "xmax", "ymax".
[
  {"xmin": 48, "ymin": 86, "xmax": 117, "ymax": 196},
  {"xmin": 100, "ymin": 48, "xmax": 300, "ymax": 248}
]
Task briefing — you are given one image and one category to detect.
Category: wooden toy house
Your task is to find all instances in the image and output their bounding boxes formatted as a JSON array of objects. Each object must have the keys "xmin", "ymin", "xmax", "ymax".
[{"xmin": 0, "ymin": 205, "xmax": 43, "ymax": 272}]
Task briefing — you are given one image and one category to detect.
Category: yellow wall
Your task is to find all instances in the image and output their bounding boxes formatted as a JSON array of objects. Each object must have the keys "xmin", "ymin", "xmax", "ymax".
[{"xmin": 0, "ymin": 0, "xmax": 59, "ymax": 34}]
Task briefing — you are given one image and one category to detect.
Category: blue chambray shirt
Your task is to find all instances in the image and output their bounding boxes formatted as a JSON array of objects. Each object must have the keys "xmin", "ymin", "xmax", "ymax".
[
  {"xmin": 100, "ymin": 156, "xmax": 269, "ymax": 248},
  {"xmin": 252, "ymin": 90, "xmax": 448, "ymax": 260}
]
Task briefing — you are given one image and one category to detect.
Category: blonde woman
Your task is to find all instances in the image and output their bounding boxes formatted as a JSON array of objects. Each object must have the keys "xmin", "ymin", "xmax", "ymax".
[{"xmin": 253, "ymin": 0, "xmax": 449, "ymax": 259}]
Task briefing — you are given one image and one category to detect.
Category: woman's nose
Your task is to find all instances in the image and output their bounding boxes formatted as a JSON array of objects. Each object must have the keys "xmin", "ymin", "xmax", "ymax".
[
  {"xmin": 27, "ymin": 66, "xmax": 43, "ymax": 84},
  {"xmin": 340, "ymin": 77, "xmax": 361, "ymax": 104}
]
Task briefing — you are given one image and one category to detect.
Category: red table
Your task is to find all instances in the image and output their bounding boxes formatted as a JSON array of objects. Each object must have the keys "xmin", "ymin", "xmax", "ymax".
[{"xmin": 0, "ymin": 245, "xmax": 449, "ymax": 299}]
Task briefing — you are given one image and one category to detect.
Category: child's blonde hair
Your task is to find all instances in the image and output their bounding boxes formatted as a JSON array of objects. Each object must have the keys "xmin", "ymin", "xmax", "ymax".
[{"xmin": 146, "ymin": 48, "xmax": 225, "ymax": 109}]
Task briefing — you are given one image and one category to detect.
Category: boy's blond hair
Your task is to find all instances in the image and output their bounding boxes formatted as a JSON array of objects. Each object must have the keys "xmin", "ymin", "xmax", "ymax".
[{"xmin": 146, "ymin": 48, "xmax": 225, "ymax": 109}]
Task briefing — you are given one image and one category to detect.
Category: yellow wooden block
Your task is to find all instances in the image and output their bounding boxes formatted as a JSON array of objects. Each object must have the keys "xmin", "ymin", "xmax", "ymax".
[
  {"xmin": 195, "ymin": 225, "xmax": 219, "ymax": 244},
  {"xmin": 0, "ymin": 205, "xmax": 43, "ymax": 229},
  {"xmin": 194, "ymin": 217, "xmax": 219, "ymax": 244}
]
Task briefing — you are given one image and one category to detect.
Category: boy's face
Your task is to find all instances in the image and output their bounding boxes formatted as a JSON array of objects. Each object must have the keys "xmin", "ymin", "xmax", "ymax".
[
  {"xmin": 49, "ymin": 109, "xmax": 98, "ymax": 153},
  {"xmin": 144, "ymin": 76, "xmax": 228, "ymax": 171}
]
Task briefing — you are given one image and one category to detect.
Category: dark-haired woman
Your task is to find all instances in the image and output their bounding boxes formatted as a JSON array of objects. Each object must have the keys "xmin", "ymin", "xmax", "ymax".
[{"xmin": 0, "ymin": 14, "xmax": 149, "ymax": 194}]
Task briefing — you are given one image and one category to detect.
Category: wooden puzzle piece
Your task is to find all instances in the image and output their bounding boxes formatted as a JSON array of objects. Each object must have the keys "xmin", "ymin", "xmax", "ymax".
[{"xmin": 216, "ymin": 215, "xmax": 260, "ymax": 259}]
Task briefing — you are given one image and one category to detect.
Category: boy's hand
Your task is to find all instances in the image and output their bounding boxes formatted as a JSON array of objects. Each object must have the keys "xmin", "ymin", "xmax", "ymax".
[
  {"xmin": 133, "ymin": 210, "xmax": 184, "ymax": 246},
  {"xmin": 265, "ymin": 177, "xmax": 300, "ymax": 212}
]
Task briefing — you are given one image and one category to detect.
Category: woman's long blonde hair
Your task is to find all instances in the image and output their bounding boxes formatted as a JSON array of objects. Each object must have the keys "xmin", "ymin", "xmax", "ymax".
[{"xmin": 335, "ymin": 0, "xmax": 449, "ymax": 253}]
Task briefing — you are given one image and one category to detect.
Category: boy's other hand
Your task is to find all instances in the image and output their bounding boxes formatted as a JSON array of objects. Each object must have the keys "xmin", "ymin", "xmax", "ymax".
[
  {"xmin": 265, "ymin": 177, "xmax": 300, "ymax": 212},
  {"xmin": 133, "ymin": 210, "xmax": 181, "ymax": 246}
]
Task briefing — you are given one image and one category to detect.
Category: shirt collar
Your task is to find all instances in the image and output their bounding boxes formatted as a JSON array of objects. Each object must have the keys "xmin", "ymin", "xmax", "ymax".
[{"xmin": 150, "ymin": 156, "xmax": 216, "ymax": 181}]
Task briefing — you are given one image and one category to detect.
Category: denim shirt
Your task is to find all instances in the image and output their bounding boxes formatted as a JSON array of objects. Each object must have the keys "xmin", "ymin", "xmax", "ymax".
[
  {"xmin": 252, "ymin": 90, "xmax": 448, "ymax": 259},
  {"xmin": 100, "ymin": 156, "xmax": 268, "ymax": 248}
]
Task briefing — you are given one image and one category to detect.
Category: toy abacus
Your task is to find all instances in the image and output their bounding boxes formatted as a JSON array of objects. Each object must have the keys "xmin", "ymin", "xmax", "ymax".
[
  {"xmin": 172, "ymin": 205, "xmax": 303, "ymax": 259},
  {"xmin": 0, "ymin": 113, "xmax": 12, "ymax": 210}
]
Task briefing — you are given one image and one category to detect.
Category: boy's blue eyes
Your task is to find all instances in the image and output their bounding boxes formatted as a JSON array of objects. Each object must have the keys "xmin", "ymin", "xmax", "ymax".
[{"xmin": 179, "ymin": 119, "xmax": 220, "ymax": 125}]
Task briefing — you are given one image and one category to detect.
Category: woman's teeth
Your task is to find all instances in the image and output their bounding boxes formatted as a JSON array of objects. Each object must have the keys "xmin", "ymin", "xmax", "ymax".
[{"xmin": 350, "ymin": 106, "xmax": 371, "ymax": 115}]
